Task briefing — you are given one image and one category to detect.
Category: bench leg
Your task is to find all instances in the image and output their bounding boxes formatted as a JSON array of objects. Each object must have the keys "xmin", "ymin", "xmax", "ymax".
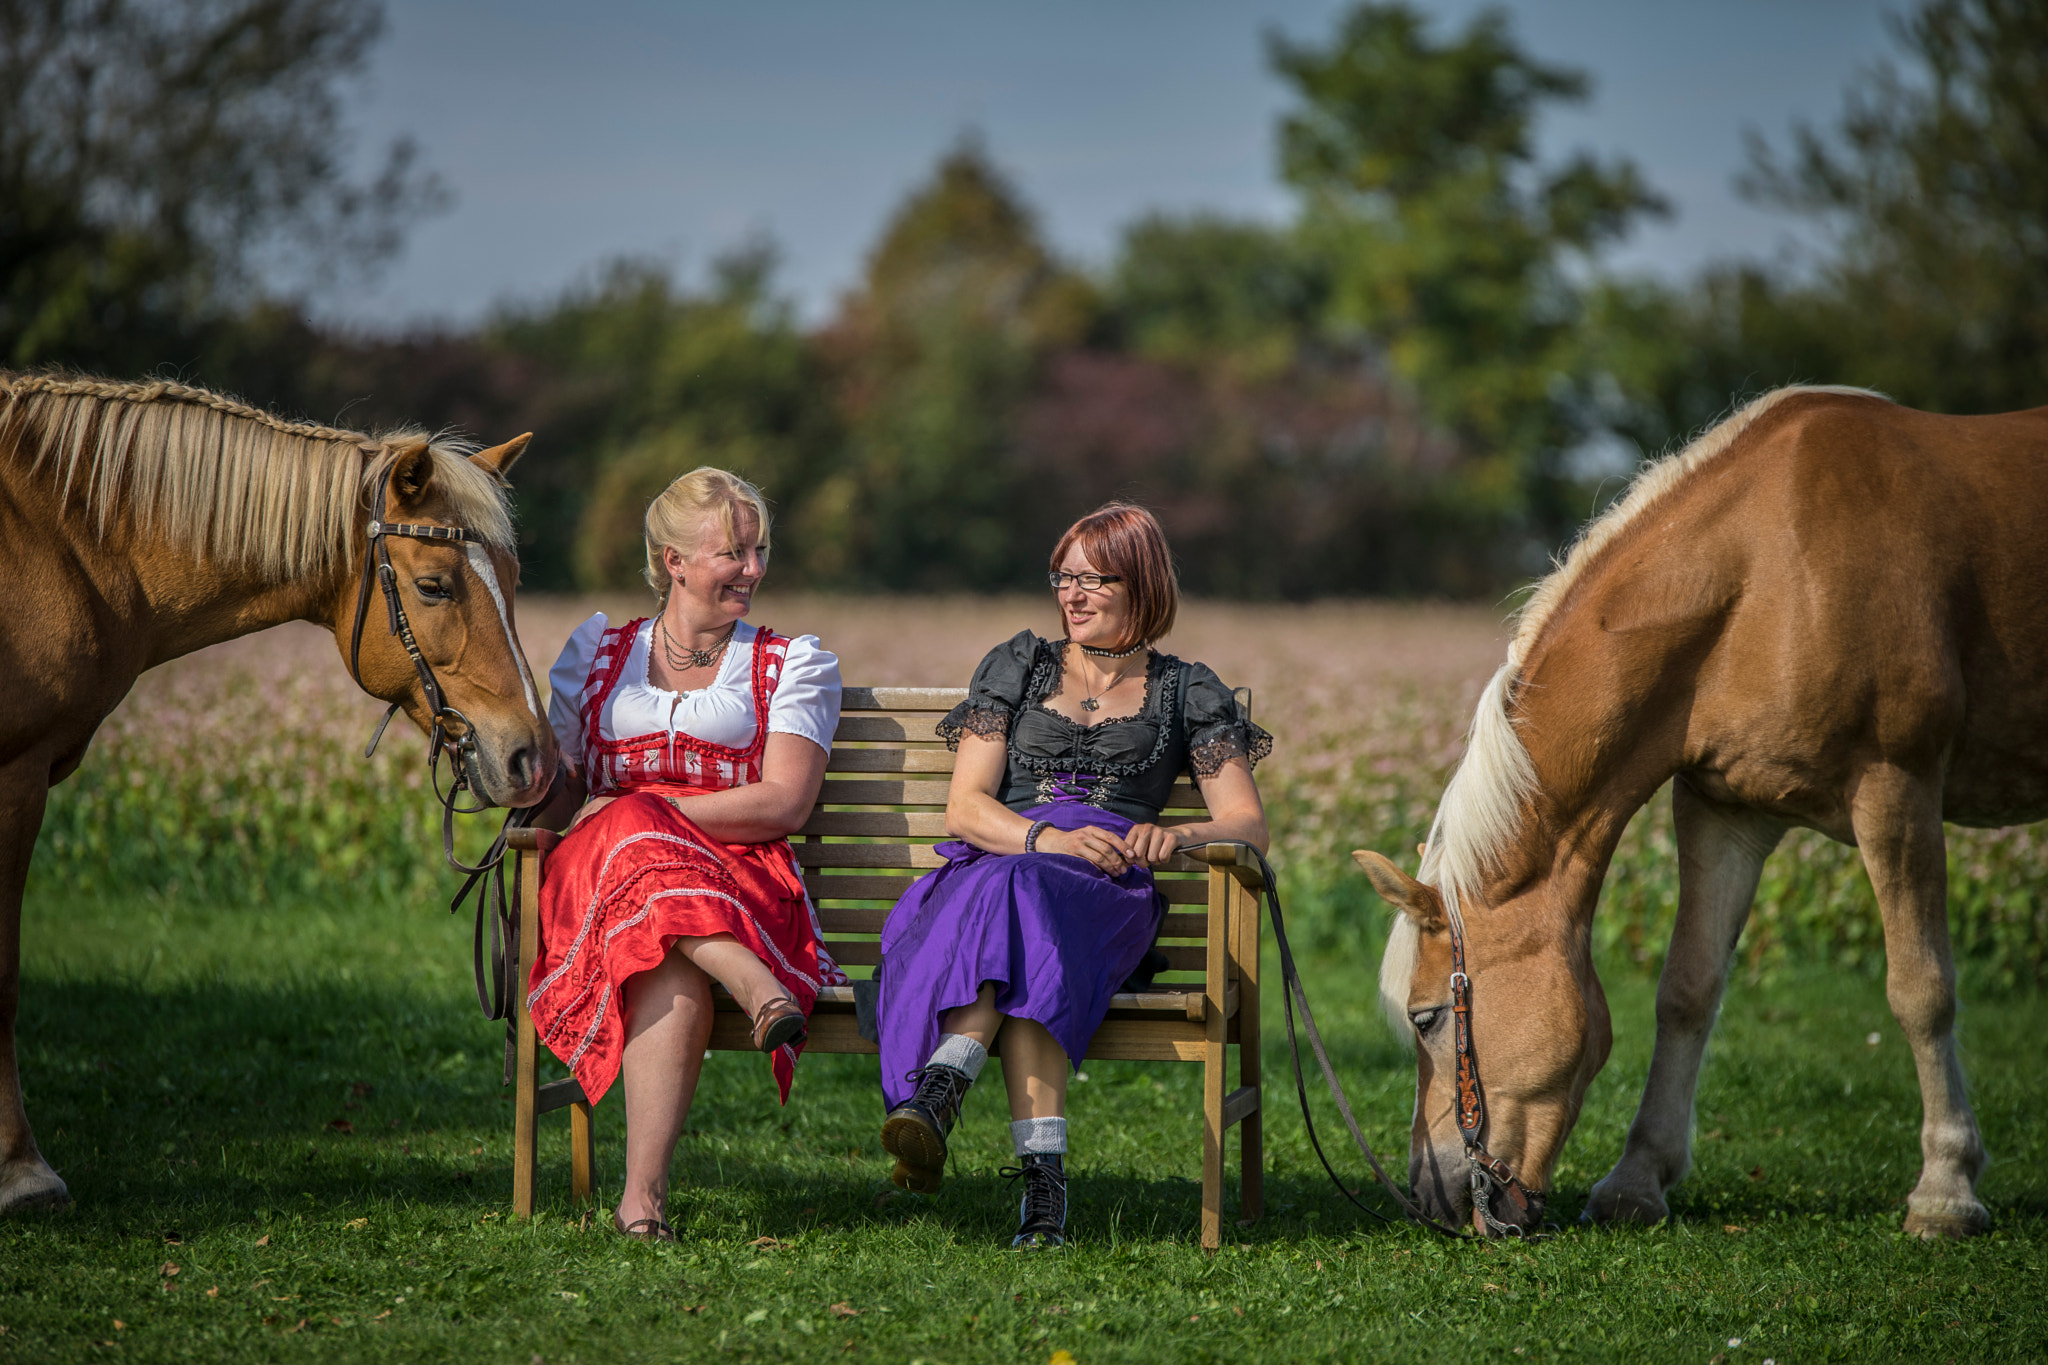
[
  {"xmin": 1236, "ymin": 875, "xmax": 1264, "ymax": 1224},
  {"xmin": 570, "ymin": 1101, "xmax": 595, "ymax": 1206},
  {"xmin": 513, "ymin": 847, "xmax": 540, "ymax": 1219}
]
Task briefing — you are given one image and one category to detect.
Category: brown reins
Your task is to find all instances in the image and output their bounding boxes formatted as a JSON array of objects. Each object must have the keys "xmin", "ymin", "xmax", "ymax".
[
  {"xmin": 1180, "ymin": 841, "xmax": 1547, "ymax": 1240},
  {"xmin": 346, "ymin": 464, "xmax": 540, "ymax": 1058}
]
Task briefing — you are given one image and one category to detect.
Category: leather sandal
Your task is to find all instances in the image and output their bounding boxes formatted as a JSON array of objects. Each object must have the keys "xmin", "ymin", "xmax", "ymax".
[
  {"xmin": 750, "ymin": 995, "xmax": 808, "ymax": 1053},
  {"xmin": 612, "ymin": 1211, "xmax": 677, "ymax": 1243}
]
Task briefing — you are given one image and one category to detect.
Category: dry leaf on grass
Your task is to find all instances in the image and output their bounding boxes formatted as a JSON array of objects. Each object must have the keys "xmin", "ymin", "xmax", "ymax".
[{"xmin": 828, "ymin": 1302, "xmax": 861, "ymax": 1318}]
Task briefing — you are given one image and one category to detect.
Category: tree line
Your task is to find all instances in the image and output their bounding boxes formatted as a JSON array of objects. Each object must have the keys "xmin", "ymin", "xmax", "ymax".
[{"xmin": 5, "ymin": 0, "xmax": 2043, "ymax": 596}]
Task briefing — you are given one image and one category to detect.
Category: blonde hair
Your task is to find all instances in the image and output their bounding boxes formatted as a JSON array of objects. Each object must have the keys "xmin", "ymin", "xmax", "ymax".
[{"xmin": 643, "ymin": 466, "xmax": 772, "ymax": 602}]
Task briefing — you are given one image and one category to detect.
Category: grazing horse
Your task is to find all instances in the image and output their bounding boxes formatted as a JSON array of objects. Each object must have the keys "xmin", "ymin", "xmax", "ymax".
[
  {"xmin": 1355, "ymin": 385, "xmax": 2048, "ymax": 1238},
  {"xmin": 0, "ymin": 373, "xmax": 558, "ymax": 1215}
]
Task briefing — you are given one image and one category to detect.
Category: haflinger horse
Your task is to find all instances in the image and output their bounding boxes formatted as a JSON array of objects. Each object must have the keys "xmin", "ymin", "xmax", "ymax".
[
  {"xmin": 1355, "ymin": 384, "xmax": 2048, "ymax": 1239},
  {"xmin": 0, "ymin": 373, "xmax": 558, "ymax": 1215}
]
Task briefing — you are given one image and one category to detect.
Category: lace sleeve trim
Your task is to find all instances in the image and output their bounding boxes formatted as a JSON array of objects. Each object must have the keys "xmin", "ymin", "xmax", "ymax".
[
  {"xmin": 935, "ymin": 701, "xmax": 1011, "ymax": 751},
  {"xmin": 1188, "ymin": 722, "xmax": 1274, "ymax": 777}
]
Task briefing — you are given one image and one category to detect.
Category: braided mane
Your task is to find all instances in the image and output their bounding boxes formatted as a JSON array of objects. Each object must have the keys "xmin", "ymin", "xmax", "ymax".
[{"xmin": 0, "ymin": 372, "xmax": 513, "ymax": 581}]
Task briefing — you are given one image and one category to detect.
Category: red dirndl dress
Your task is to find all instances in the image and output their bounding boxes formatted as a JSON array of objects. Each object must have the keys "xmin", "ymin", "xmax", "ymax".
[{"xmin": 525, "ymin": 619, "xmax": 842, "ymax": 1104}]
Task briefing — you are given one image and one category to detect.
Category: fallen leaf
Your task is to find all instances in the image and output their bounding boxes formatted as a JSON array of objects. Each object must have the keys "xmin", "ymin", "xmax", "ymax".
[
  {"xmin": 328, "ymin": 1118, "xmax": 354, "ymax": 1134},
  {"xmin": 1050, "ymin": 1352, "xmax": 1078, "ymax": 1365},
  {"xmin": 330, "ymin": 1317, "xmax": 342, "ymax": 1326},
  {"xmin": 162, "ymin": 1230, "xmax": 183, "ymax": 1245},
  {"xmin": 743, "ymin": 1309, "xmax": 769, "ymax": 1325},
  {"xmin": 346, "ymin": 1217, "xmax": 368, "ymax": 1229},
  {"xmin": 262, "ymin": 1315, "xmax": 279, "ymax": 1326},
  {"xmin": 255, "ymin": 1234, "xmax": 270, "ymax": 1247},
  {"xmin": 829, "ymin": 1302, "xmax": 861, "ymax": 1319},
  {"xmin": 1749, "ymin": 1166, "xmax": 1764, "ymax": 1181},
  {"xmin": 1233, "ymin": 1306, "xmax": 1243, "ymax": 1317},
  {"xmin": 683, "ymin": 1304, "xmax": 707, "ymax": 1314},
  {"xmin": 1189, "ymin": 1313, "xmax": 1201, "ymax": 1321},
  {"xmin": 375, "ymin": 1310, "xmax": 391, "ymax": 1320},
  {"xmin": 470, "ymin": 1146, "xmax": 484, "ymax": 1156},
  {"xmin": 160, "ymin": 1262, "xmax": 180, "ymax": 1277},
  {"xmin": 751, "ymin": 1235, "xmax": 782, "ymax": 1248},
  {"xmin": 284, "ymin": 1318, "xmax": 308, "ymax": 1334},
  {"xmin": 205, "ymin": 1286, "xmax": 218, "ymax": 1298},
  {"xmin": 352, "ymin": 1081, "xmax": 374, "ymax": 1097},
  {"xmin": 1724, "ymin": 1224, "xmax": 1747, "ymax": 1235},
  {"xmin": 1484, "ymin": 1282, "xmax": 1504, "ymax": 1292},
  {"xmin": 112, "ymin": 1320, "xmax": 126, "ymax": 1331}
]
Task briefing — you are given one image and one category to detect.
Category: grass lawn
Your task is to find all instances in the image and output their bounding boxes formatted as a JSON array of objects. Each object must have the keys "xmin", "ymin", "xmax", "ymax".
[{"xmin": 4, "ymin": 882, "xmax": 2043, "ymax": 1364}]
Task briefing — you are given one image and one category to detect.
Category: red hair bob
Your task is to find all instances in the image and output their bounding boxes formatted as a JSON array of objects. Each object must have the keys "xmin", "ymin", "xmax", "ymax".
[{"xmin": 1050, "ymin": 501, "xmax": 1180, "ymax": 648}]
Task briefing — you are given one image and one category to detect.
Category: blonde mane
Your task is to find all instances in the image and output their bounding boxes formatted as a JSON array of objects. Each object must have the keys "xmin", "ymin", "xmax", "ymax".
[
  {"xmin": 0, "ymin": 372, "xmax": 514, "ymax": 581},
  {"xmin": 1378, "ymin": 384, "xmax": 1886, "ymax": 1028}
]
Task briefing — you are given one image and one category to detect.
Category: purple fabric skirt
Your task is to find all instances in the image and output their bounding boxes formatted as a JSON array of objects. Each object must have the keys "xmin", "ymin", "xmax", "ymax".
[{"xmin": 875, "ymin": 802, "xmax": 1163, "ymax": 1108}]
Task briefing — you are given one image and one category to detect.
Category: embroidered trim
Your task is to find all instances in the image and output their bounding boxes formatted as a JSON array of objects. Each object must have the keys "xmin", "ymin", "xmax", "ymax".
[
  {"xmin": 1189, "ymin": 726, "xmax": 1273, "ymax": 776},
  {"xmin": 582, "ymin": 623, "xmax": 788, "ymax": 794},
  {"xmin": 1020, "ymin": 645, "xmax": 1182, "ymax": 782},
  {"xmin": 935, "ymin": 702, "xmax": 1010, "ymax": 751}
]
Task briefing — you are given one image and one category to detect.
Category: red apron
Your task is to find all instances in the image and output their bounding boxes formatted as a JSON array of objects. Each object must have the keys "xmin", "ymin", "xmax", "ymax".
[{"xmin": 526, "ymin": 620, "xmax": 834, "ymax": 1104}]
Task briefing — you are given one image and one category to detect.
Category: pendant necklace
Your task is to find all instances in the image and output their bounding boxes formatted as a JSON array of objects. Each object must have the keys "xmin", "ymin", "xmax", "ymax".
[
  {"xmin": 660, "ymin": 617, "xmax": 737, "ymax": 673},
  {"xmin": 1074, "ymin": 642, "xmax": 1146, "ymax": 712}
]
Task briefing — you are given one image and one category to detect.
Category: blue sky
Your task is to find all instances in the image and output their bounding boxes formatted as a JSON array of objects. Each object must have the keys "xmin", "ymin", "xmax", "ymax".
[{"xmin": 328, "ymin": 0, "xmax": 1902, "ymax": 330}]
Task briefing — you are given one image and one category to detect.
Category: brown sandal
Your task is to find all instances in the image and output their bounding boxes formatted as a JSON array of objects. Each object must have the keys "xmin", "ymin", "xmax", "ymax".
[
  {"xmin": 612, "ymin": 1211, "xmax": 677, "ymax": 1242},
  {"xmin": 750, "ymin": 996, "xmax": 808, "ymax": 1053}
]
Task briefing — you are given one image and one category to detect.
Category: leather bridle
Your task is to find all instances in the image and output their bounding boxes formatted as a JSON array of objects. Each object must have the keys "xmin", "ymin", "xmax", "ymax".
[
  {"xmin": 1182, "ymin": 841, "xmax": 1548, "ymax": 1240},
  {"xmin": 1444, "ymin": 899, "xmax": 1548, "ymax": 1236},
  {"xmin": 346, "ymin": 463, "xmax": 541, "ymax": 1053}
]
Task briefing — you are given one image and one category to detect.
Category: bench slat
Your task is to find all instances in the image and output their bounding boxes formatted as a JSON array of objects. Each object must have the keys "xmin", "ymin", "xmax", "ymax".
[
  {"xmin": 814, "ymin": 778, "xmax": 1205, "ymax": 809},
  {"xmin": 794, "ymin": 842, "xmax": 1217, "ymax": 872},
  {"xmin": 840, "ymin": 687, "xmax": 967, "ymax": 712},
  {"xmin": 803, "ymin": 872, "xmax": 1213, "ymax": 906},
  {"xmin": 833, "ymin": 715, "xmax": 946, "ymax": 743},
  {"xmin": 824, "ymin": 748, "xmax": 958, "ymax": 774}
]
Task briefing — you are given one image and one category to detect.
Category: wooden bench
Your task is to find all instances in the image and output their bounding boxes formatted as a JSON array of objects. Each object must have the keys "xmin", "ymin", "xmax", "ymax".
[{"xmin": 504, "ymin": 686, "xmax": 1267, "ymax": 1248}]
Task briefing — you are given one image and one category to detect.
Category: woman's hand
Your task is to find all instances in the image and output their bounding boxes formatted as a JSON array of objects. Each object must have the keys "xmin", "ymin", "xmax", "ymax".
[
  {"xmin": 1040, "ymin": 824, "xmax": 1133, "ymax": 877},
  {"xmin": 566, "ymin": 794, "xmax": 618, "ymax": 832},
  {"xmin": 1122, "ymin": 821, "xmax": 1186, "ymax": 867}
]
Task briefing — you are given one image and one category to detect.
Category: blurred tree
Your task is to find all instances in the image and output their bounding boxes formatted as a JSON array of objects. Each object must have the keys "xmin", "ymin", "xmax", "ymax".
[
  {"xmin": 1735, "ymin": 0, "xmax": 2048, "ymax": 414},
  {"xmin": 1268, "ymin": 4, "xmax": 1666, "ymax": 541},
  {"xmin": 1105, "ymin": 214, "xmax": 1326, "ymax": 381},
  {"xmin": 0, "ymin": 0, "xmax": 444, "ymax": 374},
  {"xmin": 820, "ymin": 138, "xmax": 1095, "ymax": 589}
]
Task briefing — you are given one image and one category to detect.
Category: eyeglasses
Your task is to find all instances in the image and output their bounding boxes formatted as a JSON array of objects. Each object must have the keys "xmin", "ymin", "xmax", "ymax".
[{"xmin": 1048, "ymin": 570, "xmax": 1124, "ymax": 592}]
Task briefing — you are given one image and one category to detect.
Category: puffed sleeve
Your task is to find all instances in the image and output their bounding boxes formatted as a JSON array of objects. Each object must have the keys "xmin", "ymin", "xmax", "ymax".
[
  {"xmin": 546, "ymin": 612, "xmax": 607, "ymax": 775},
  {"xmin": 934, "ymin": 629, "xmax": 1040, "ymax": 751},
  {"xmin": 1182, "ymin": 661, "xmax": 1274, "ymax": 777},
  {"xmin": 766, "ymin": 633, "xmax": 843, "ymax": 754}
]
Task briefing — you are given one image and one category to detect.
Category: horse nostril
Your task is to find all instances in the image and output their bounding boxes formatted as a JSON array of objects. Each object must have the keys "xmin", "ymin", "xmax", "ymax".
[{"xmin": 506, "ymin": 746, "xmax": 538, "ymax": 791}]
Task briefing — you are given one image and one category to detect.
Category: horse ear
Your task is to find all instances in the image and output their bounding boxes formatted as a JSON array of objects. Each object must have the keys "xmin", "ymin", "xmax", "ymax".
[
  {"xmin": 1353, "ymin": 850, "xmax": 1447, "ymax": 932},
  {"xmin": 470, "ymin": 433, "xmax": 532, "ymax": 480},
  {"xmin": 389, "ymin": 440, "xmax": 436, "ymax": 507}
]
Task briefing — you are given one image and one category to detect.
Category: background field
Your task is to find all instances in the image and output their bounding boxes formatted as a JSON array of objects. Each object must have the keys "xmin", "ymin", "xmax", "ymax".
[{"xmin": 6, "ymin": 596, "xmax": 2046, "ymax": 1363}]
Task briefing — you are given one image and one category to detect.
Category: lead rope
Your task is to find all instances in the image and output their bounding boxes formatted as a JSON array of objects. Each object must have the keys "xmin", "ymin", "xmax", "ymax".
[{"xmin": 1175, "ymin": 841, "xmax": 1473, "ymax": 1238}]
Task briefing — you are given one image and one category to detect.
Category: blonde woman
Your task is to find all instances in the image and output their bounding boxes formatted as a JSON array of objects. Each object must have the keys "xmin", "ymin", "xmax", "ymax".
[{"xmin": 528, "ymin": 468, "xmax": 843, "ymax": 1242}]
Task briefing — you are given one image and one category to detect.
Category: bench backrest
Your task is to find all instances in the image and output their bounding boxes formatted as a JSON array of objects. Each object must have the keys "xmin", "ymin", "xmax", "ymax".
[{"xmin": 796, "ymin": 687, "xmax": 1246, "ymax": 989}]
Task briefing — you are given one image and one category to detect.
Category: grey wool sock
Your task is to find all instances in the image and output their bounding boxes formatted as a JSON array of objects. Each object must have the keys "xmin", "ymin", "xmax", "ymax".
[
  {"xmin": 927, "ymin": 1033, "xmax": 988, "ymax": 1082},
  {"xmin": 1010, "ymin": 1116, "xmax": 1068, "ymax": 1156}
]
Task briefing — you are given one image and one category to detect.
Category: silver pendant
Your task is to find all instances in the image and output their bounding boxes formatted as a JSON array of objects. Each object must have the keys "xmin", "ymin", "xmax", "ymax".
[{"xmin": 1082, "ymin": 697, "xmax": 1100, "ymax": 712}]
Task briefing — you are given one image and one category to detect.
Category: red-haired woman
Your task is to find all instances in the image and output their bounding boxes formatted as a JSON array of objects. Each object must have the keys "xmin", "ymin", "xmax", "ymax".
[{"xmin": 873, "ymin": 503, "xmax": 1272, "ymax": 1249}]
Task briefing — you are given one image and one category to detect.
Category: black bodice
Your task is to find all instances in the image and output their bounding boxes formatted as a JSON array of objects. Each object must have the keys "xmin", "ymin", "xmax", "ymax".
[{"xmin": 936, "ymin": 630, "xmax": 1273, "ymax": 824}]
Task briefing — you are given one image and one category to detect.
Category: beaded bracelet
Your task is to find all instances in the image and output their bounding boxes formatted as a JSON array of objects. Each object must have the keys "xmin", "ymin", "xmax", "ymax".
[{"xmin": 1024, "ymin": 820, "xmax": 1052, "ymax": 854}]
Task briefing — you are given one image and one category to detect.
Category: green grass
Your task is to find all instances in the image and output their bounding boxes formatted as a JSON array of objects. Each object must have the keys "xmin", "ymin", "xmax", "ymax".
[{"xmin": 4, "ymin": 879, "xmax": 2045, "ymax": 1364}]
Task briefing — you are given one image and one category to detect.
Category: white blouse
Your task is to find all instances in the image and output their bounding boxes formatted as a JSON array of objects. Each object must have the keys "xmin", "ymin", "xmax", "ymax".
[{"xmin": 546, "ymin": 614, "xmax": 842, "ymax": 776}]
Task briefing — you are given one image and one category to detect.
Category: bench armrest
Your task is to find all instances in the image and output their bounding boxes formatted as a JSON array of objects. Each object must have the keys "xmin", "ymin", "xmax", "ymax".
[{"xmin": 505, "ymin": 827, "xmax": 545, "ymax": 852}]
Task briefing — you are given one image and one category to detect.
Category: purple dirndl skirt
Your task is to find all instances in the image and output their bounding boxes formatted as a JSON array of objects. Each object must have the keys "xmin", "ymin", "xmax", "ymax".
[{"xmin": 875, "ymin": 801, "xmax": 1164, "ymax": 1109}]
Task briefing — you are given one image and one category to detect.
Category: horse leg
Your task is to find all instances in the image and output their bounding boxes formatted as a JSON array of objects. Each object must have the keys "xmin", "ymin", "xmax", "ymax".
[
  {"xmin": 1586, "ymin": 777, "xmax": 1782, "ymax": 1225},
  {"xmin": 1850, "ymin": 764, "xmax": 1987, "ymax": 1238},
  {"xmin": 0, "ymin": 767, "xmax": 67, "ymax": 1214}
]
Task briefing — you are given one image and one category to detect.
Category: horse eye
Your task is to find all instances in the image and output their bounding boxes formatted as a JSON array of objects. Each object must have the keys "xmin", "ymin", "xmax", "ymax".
[
  {"xmin": 414, "ymin": 577, "xmax": 452, "ymax": 602},
  {"xmin": 1411, "ymin": 1008, "xmax": 1445, "ymax": 1035}
]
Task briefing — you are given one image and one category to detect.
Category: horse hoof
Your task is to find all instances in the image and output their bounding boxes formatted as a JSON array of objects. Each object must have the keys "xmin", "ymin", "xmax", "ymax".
[
  {"xmin": 1904, "ymin": 1206, "xmax": 1988, "ymax": 1240},
  {"xmin": 0, "ymin": 1167, "xmax": 71, "ymax": 1216},
  {"xmin": 1582, "ymin": 1181, "xmax": 1669, "ymax": 1227}
]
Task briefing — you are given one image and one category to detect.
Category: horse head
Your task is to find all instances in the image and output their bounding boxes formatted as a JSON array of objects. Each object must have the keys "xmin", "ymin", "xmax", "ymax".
[
  {"xmin": 1354, "ymin": 849, "xmax": 1612, "ymax": 1236},
  {"xmin": 337, "ymin": 434, "xmax": 556, "ymax": 809}
]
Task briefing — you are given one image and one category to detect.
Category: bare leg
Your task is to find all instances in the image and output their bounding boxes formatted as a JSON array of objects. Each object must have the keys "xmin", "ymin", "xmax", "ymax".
[
  {"xmin": 1851, "ymin": 765, "xmax": 1988, "ymax": 1238},
  {"xmin": 615, "ymin": 935, "xmax": 793, "ymax": 1229},
  {"xmin": 998, "ymin": 1018, "xmax": 1070, "ymax": 1120},
  {"xmin": 1588, "ymin": 779, "xmax": 1782, "ymax": 1225},
  {"xmin": 0, "ymin": 769, "xmax": 66, "ymax": 1215},
  {"xmin": 939, "ymin": 982, "xmax": 1003, "ymax": 1048}
]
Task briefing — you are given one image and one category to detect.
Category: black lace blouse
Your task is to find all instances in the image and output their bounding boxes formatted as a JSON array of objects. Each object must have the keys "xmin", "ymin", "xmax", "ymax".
[{"xmin": 934, "ymin": 630, "xmax": 1274, "ymax": 825}]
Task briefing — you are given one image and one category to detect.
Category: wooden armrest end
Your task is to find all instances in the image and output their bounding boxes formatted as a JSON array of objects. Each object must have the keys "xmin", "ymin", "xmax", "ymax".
[{"xmin": 505, "ymin": 827, "xmax": 545, "ymax": 852}]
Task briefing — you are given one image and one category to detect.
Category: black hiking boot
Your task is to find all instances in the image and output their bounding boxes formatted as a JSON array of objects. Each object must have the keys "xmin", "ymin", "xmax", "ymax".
[
  {"xmin": 881, "ymin": 1065, "xmax": 973, "ymax": 1194},
  {"xmin": 1003, "ymin": 1152, "xmax": 1068, "ymax": 1250}
]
